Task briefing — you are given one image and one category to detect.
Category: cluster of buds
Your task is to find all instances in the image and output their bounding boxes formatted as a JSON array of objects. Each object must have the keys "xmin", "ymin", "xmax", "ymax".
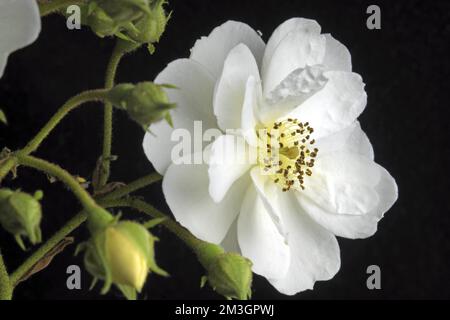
[
  {"xmin": 78, "ymin": 0, "xmax": 170, "ymax": 52},
  {"xmin": 78, "ymin": 209, "xmax": 167, "ymax": 299},
  {"xmin": 0, "ymin": 189, "xmax": 43, "ymax": 250},
  {"xmin": 196, "ymin": 242, "xmax": 253, "ymax": 300},
  {"xmin": 107, "ymin": 82, "xmax": 175, "ymax": 130}
]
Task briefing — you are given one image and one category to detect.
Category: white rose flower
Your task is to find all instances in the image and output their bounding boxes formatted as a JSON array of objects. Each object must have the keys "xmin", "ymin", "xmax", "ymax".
[
  {"xmin": 143, "ymin": 18, "xmax": 398, "ymax": 295},
  {"xmin": 0, "ymin": 0, "xmax": 41, "ymax": 78}
]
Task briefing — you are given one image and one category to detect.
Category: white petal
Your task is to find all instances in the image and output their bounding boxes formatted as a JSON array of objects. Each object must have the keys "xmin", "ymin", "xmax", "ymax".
[
  {"xmin": 298, "ymin": 153, "xmax": 398, "ymax": 239},
  {"xmin": 266, "ymin": 65, "xmax": 328, "ymax": 105},
  {"xmin": 249, "ymin": 167, "xmax": 286, "ymax": 236},
  {"xmin": 262, "ymin": 31, "xmax": 326, "ymax": 95},
  {"xmin": 143, "ymin": 121, "xmax": 174, "ymax": 175},
  {"xmin": 143, "ymin": 59, "xmax": 217, "ymax": 174},
  {"xmin": 163, "ymin": 157, "xmax": 251, "ymax": 244},
  {"xmin": 315, "ymin": 121, "xmax": 374, "ymax": 160},
  {"xmin": 241, "ymin": 76, "xmax": 262, "ymax": 146},
  {"xmin": 220, "ymin": 218, "xmax": 240, "ymax": 253},
  {"xmin": 304, "ymin": 152, "xmax": 381, "ymax": 215},
  {"xmin": 213, "ymin": 44, "xmax": 260, "ymax": 131},
  {"xmin": 208, "ymin": 134, "xmax": 254, "ymax": 203},
  {"xmin": 269, "ymin": 191, "xmax": 340, "ymax": 295},
  {"xmin": 323, "ymin": 34, "xmax": 352, "ymax": 72},
  {"xmin": 286, "ymin": 71, "xmax": 367, "ymax": 139},
  {"xmin": 262, "ymin": 18, "xmax": 321, "ymax": 84},
  {"xmin": 238, "ymin": 185, "xmax": 290, "ymax": 280},
  {"xmin": 0, "ymin": 0, "xmax": 41, "ymax": 77},
  {"xmin": 260, "ymin": 65, "xmax": 328, "ymax": 122},
  {"xmin": 190, "ymin": 21, "xmax": 265, "ymax": 80}
]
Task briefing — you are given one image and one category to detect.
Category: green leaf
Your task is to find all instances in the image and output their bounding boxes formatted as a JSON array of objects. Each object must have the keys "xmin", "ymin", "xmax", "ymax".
[{"xmin": 0, "ymin": 109, "xmax": 7, "ymax": 125}]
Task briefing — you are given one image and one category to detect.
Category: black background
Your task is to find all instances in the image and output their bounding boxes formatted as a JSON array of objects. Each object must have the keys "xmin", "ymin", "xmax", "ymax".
[{"xmin": 0, "ymin": 0, "xmax": 449, "ymax": 300}]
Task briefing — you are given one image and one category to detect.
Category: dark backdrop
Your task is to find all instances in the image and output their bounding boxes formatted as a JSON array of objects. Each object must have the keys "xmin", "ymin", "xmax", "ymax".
[{"xmin": 0, "ymin": 0, "xmax": 449, "ymax": 300}]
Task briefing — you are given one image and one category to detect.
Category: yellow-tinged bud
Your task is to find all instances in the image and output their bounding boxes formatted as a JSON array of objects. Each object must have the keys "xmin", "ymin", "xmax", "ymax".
[
  {"xmin": 0, "ymin": 189, "xmax": 43, "ymax": 250},
  {"xmin": 107, "ymin": 82, "xmax": 176, "ymax": 129},
  {"xmin": 80, "ymin": 220, "xmax": 167, "ymax": 299},
  {"xmin": 105, "ymin": 225, "xmax": 148, "ymax": 291},
  {"xmin": 196, "ymin": 243, "xmax": 253, "ymax": 300}
]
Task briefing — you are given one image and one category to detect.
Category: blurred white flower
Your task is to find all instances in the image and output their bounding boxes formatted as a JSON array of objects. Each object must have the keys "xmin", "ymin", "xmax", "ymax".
[
  {"xmin": 143, "ymin": 18, "xmax": 398, "ymax": 295},
  {"xmin": 0, "ymin": 0, "xmax": 41, "ymax": 78}
]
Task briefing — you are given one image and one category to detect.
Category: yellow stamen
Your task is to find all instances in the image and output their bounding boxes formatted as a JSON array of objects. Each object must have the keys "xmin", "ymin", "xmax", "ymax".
[{"xmin": 258, "ymin": 119, "xmax": 318, "ymax": 192}]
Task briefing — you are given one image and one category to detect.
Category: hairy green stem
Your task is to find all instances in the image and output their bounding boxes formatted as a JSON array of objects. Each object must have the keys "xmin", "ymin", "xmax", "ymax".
[
  {"xmin": 0, "ymin": 89, "xmax": 108, "ymax": 184},
  {"xmin": 9, "ymin": 212, "xmax": 87, "ymax": 286},
  {"xmin": 99, "ymin": 42, "xmax": 127, "ymax": 188},
  {"xmin": 100, "ymin": 172, "xmax": 162, "ymax": 201},
  {"xmin": 38, "ymin": 0, "xmax": 86, "ymax": 17},
  {"xmin": 16, "ymin": 155, "xmax": 100, "ymax": 212},
  {"xmin": 21, "ymin": 90, "xmax": 108, "ymax": 155},
  {"xmin": 0, "ymin": 252, "xmax": 13, "ymax": 300},
  {"xmin": 0, "ymin": 158, "xmax": 16, "ymax": 184}
]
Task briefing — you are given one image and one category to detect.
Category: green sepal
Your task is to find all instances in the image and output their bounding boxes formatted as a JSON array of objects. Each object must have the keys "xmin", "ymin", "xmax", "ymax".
[
  {"xmin": 0, "ymin": 108, "xmax": 7, "ymax": 125},
  {"xmin": 165, "ymin": 112, "xmax": 173, "ymax": 128},
  {"xmin": 143, "ymin": 217, "xmax": 166, "ymax": 229},
  {"xmin": 116, "ymin": 284, "xmax": 137, "ymax": 300},
  {"xmin": 200, "ymin": 275, "xmax": 208, "ymax": 288},
  {"xmin": 147, "ymin": 43, "xmax": 155, "ymax": 54}
]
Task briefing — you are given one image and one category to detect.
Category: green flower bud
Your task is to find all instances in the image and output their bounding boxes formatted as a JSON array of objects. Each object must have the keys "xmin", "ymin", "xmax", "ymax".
[
  {"xmin": 80, "ymin": 0, "xmax": 169, "ymax": 48},
  {"xmin": 80, "ymin": 220, "xmax": 167, "ymax": 299},
  {"xmin": 0, "ymin": 189, "xmax": 43, "ymax": 250},
  {"xmin": 85, "ymin": 6, "xmax": 118, "ymax": 38},
  {"xmin": 107, "ymin": 82, "xmax": 176, "ymax": 129},
  {"xmin": 196, "ymin": 243, "xmax": 253, "ymax": 300},
  {"xmin": 125, "ymin": 0, "xmax": 169, "ymax": 45}
]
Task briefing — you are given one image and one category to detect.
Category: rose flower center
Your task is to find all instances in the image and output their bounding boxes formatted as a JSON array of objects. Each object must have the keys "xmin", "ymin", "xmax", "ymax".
[{"xmin": 257, "ymin": 118, "xmax": 318, "ymax": 192}]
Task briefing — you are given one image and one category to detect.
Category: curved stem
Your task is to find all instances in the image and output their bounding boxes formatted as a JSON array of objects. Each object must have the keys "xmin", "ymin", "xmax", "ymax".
[
  {"xmin": 0, "ymin": 89, "xmax": 108, "ymax": 184},
  {"xmin": 99, "ymin": 42, "xmax": 126, "ymax": 188},
  {"xmin": 0, "ymin": 252, "xmax": 13, "ymax": 300},
  {"xmin": 99, "ymin": 172, "xmax": 162, "ymax": 201},
  {"xmin": 0, "ymin": 158, "xmax": 16, "ymax": 184},
  {"xmin": 16, "ymin": 155, "xmax": 100, "ymax": 212},
  {"xmin": 10, "ymin": 212, "xmax": 87, "ymax": 286},
  {"xmin": 39, "ymin": 0, "xmax": 86, "ymax": 17},
  {"xmin": 21, "ymin": 89, "xmax": 108, "ymax": 155}
]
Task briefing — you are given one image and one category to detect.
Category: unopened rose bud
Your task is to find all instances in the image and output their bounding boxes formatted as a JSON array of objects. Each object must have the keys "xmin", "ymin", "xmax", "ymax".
[
  {"xmin": 80, "ymin": 220, "xmax": 167, "ymax": 299},
  {"xmin": 85, "ymin": 6, "xmax": 118, "ymax": 38},
  {"xmin": 125, "ymin": 0, "xmax": 169, "ymax": 45},
  {"xmin": 196, "ymin": 243, "xmax": 253, "ymax": 300},
  {"xmin": 80, "ymin": 0, "xmax": 169, "ymax": 48},
  {"xmin": 107, "ymin": 82, "xmax": 176, "ymax": 129},
  {"xmin": 0, "ymin": 189, "xmax": 43, "ymax": 250}
]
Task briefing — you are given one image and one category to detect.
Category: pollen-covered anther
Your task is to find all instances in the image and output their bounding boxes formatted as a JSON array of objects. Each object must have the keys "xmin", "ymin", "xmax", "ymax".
[{"xmin": 258, "ymin": 119, "xmax": 318, "ymax": 192}]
